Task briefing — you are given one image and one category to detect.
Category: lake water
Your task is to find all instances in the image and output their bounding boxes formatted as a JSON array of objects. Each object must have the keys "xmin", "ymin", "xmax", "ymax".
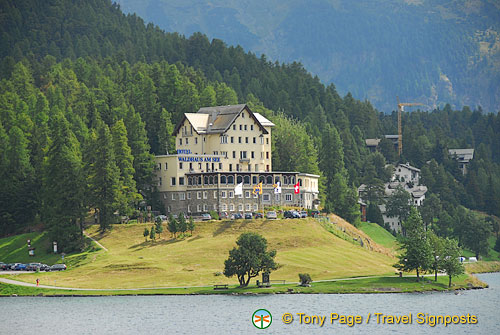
[{"xmin": 1, "ymin": 273, "xmax": 499, "ymax": 335}]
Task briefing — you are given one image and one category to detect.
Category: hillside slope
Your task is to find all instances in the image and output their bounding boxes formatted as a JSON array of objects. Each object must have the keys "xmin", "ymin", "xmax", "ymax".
[{"xmin": 8, "ymin": 218, "xmax": 396, "ymax": 289}]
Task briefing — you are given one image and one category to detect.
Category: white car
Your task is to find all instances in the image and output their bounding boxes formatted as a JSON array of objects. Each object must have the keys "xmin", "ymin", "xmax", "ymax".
[{"xmin": 266, "ymin": 211, "xmax": 277, "ymax": 219}]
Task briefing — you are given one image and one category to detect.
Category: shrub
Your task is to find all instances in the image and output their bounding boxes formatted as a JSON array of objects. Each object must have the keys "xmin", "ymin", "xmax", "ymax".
[{"xmin": 299, "ymin": 273, "xmax": 312, "ymax": 286}]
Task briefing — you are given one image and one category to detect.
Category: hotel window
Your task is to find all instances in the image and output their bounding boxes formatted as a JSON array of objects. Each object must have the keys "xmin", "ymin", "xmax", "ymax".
[
  {"xmin": 238, "ymin": 192, "xmax": 243, "ymax": 199},
  {"xmin": 233, "ymin": 151, "xmax": 236, "ymax": 159},
  {"xmin": 244, "ymin": 125, "xmax": 247, "ymax": 131},
  {"xmin": 260, "ymin": 136, "xmax": 264, "ymax": 144},
  {"xmin": 164, "ymin": 163, "xmax": 168, "ymax": 170},
  {"xmin": 230, "ymin": 204, "xmax": 235, "ymax": 211},
  {"xmin": 240, "ymin": 151, "xmax": 247, "ymax": 159},
  {"xmin": 179, "ymin": 193, "xmax": 186, "ymax": 201},
  {"xmin": 229, "ymin": 164, "xmax": 233, "ymax": 171},
  {"xmin": 179, "ymin": 138, "xmax": 182, "ymax": 145},
  {"xmin": 163, "ymin": 193, "xmax": 167, "ymax": 199},
  {"xmin": 158, "ymin": 177, "xmax": 162, "ymax": 186},
  {"xmin": 238, "ymin": 204, "xmax": 244, "ymax": 211},
  {"xmin": 233, "ymin": 125, "xmax": 236, "ymax": 130},
  {"xmin": 251, "ymin": 151, "xmax": 255, "ymax": 159},
  {"xmin": 263, "ymin": 194, "xmax": 270, "ymax": 201},
  {"xmin": 214, "ymin": 191, "xmax": 218, "ymax": 199},
  {"xmin": 242, "ymin": 112, "xmax": 245, "ymax": 118},
  {"xmin": 253, "ymin": 204, "xmax": 258, "ymax": 211},
  {"xmin": 195, "ymin": 137, "xmax": 198, "ymax": 144},
  {"xmin": 179, "ymin": 177, "xmax": 184, "ymax": 185},
  {"xmin": 236, "ymin": 164, "xmax": 240, "ymax": 171},
  {"xmin": 245, "ymin": 137, "xmax": 249, "ymax": 143},
  {"xmin": 253, "ymin": 137, "xmax": 256, "ymax": 144},
  {"xmin": 171, "ymin": 177, "xmax": 176, "ymax": 186},
  {"xmin": 203, "ymin": 204, "xmax": 208, "ymax": 211},
  {"xmin": 286, "ymin": 194, "xmax": 292, "ymax": 202},
  {"xmin": 266, "ymin": 152, "xmax": 269, "ymax": 159},
  {"xmin": 197, "ymin": 204, "xmax": 201, "ymax": 212},
  {"xmin": 221, "ymin": 204, "xmax": 227, "ymax": 211},
  {"xmin": 266, "ymin": 138, "xmax": 269, "ymax": 144},
  {"xmin": 167, "ymin": 206, "xmax": 171, "ymax": 213},
  {"xmin": 186, "ymin": 138, "xmax": 189, "ymax": 145},
  {"xmin": 251, "ymin": 125, "xmax": 254, "ymax": 131},
  {"xmin": 219, "ymin": 163, "xmax": 223, "ymax": 170},
  {"xmin": 187, "ymin": 192, "xmax": 191, "ymax": 200},
  {"xmin": 245, "ymin": 191, "xmax": 250, "ymax": 198},
  {"xmin": 203, "ymin": 191, "xmax": 207, "ymax": 199},
  {"xmin": 261, "ymin": 152, "xmax": 264, "ymax": 159},
  {"xmin": 229, "ymin": 191, "xmax": 234, "ymax": 198},
  {"xmin": 187, "ymin": 205, "xmax": 191, "ymax": 213},
  {"xmin": 240, "ymin": 125, "xmax": 242, "ymax": 131},
  {"xmin": 275, "ymin": 194, "xmax": 280, "ymax": 201},
  {"xmin": 252, "ymin": 176, "xmax": 258, "ymax": 184},
  {"xmin": 238, "ymin": 137, "xmax": 242, "ymax": 143},
  {"xmin": 231, "ymin": 137, "xmax": 234, "ymax": 143},
  {"xmin": 171, "ymin": 193, "xmax": 176, "ymax": 200},
  {"xmin": 246, "ymin": 204, "xmax": 251, "ymax": 211},
  {"xmin": 197, "ymin": 191, "xmax": 201, "ymax": 199},
  {"xmin": 179, "ymin": 162, "xmax": 183, "ymax": 169},
  {"xmin": 189, "ymin": 163, "xmax": 193, "ymax": 171},
  {"xmin": 221, "ymin": 191, "xmax": 227, "ymax": 198},
  {"xmin": 255, "ymin": 164, "xmax": 259, "ymax": 172},
  {"xmin": 213, "ymin": 204, "xmax": 217, "ymax": 211}
]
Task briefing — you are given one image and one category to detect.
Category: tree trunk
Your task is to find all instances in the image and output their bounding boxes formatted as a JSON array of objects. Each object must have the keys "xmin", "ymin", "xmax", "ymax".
[
  {"xmin": 435, "ymin": 268, "xmax": 438, "ymax": 281},
  {"xmin": 416, "ymin": 268, "xmax": 419, "ymax": 281},
  {"xmin": 449, "ymin": 275, "xmax": 452, "ymax": 288}
]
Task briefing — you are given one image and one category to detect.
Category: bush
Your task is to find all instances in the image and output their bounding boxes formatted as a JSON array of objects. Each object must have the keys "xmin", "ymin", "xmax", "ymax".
[
  {"xmin": 299, "ymin": 273, "xmax": 312, "ymax": 286},
  {"xmin": 209, "ymin": 210, "xmax": 219, "ymax": 220}
]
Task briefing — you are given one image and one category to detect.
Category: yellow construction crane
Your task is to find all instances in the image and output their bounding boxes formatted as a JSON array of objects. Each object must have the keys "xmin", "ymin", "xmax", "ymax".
[{"xmin": 397, "ymin": 96, "xmax": 423, "ymax": 156}]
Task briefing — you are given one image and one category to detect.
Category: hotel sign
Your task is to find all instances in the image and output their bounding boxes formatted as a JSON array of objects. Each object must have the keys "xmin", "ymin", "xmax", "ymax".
[{"xmin": 177, "ymin": 150, "xmax": 221, "ymax": 162}]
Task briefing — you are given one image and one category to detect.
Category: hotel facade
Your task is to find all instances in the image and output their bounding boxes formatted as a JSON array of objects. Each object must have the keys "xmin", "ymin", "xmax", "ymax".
[{"xmin": 154, "ymin": 104, "xmax": 320, "ymax": 215}]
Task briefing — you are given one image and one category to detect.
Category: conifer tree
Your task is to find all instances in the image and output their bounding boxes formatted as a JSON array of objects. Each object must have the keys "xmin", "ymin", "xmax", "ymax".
[
  {"xmin": 42, "ymin": 113, "xmax": 85, "ymax": 251},
  {"xmin": 86, "ymin": 120, "xmax": 122, "ymax": 231},
  {"xmin": 143, "ymin": 227, "xmax": 149, "ymax": 241},
  {"xmin": 111, "ymin": 119, "xmax": 138, "ymax": 216},
  {"xmin": 168, "ymin": 214, "xmax": 178, "ymax": 238}
]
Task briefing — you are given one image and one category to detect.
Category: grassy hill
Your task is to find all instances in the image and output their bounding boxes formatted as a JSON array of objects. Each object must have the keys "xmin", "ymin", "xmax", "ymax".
[
  {"xmin": 358, "ymin": 221, "xmax": 398, "ymax": 250},
  {"xmin": 1, "ymin": 218, "xmax": 396, "ymax": 289}
]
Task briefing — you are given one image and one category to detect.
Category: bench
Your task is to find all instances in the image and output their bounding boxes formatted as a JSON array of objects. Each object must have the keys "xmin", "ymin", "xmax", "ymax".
[{"xmin": 213, "ymin": 284, "xmax": 229, "ymax": 290}]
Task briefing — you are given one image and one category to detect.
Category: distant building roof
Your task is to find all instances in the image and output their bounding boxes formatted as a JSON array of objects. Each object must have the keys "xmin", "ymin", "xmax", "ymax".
[
  {"xmin": 365, "ymin": 139, "xmax": 381, "ymax": 147},
  {"xmin": 385, "ymin": 134, "xmax": 399, "ymax": 140},
  {"xmin": 448, "ymin": 149, "xmax": 474, "ymax": 162},
  {"xmin": 397, "ymin": 163, "xmax": 420, "ymax": 172},
  {"xmin": 173, "ymin": 104, "xmax": 272, "ymax": 136}
]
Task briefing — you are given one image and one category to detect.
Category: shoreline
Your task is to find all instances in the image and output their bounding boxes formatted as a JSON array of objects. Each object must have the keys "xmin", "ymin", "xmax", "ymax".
[{"xmin": 0, "ymin": 273, "xmax": 489, "ymax": 297}]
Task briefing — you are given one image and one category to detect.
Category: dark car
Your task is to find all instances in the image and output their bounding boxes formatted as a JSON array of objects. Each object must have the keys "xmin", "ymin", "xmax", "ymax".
[
  {"xmin": 284, "ymin": 210, "xmax": 300, "ymax": 219},
  {"xmin": 0, "ymin": 262, "xmax": 6, "ymax": 270},
  {"xmin": 27, "ymin": 263, "xmax": 50, "ymax": 271},
  {"xmin": 244, "ymin": 213, "xmax": 253, "ymax": 219},
  {"xmin": 12, "ymin": 263, "xmax": 27, "ymax": 271},
  {"xmin": 232, "ymin": 213, "xmax": 243, "ymax": 219},
  {"xmin": 49, "ymin": 264, "xmax": 67, "ymax": 271},
  {"xmin": 254, "ymin": 212, "xmax": 263, "ymax": 219},
  {"xmin": 311, "ymin": 210, "xmax": 320, "ymax": 218}
]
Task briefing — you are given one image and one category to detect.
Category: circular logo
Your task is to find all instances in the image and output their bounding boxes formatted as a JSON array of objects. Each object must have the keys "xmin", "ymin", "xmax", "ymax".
[{"xmin": 252, "ymin": 309, "xmax": 272, "ymax": 329}]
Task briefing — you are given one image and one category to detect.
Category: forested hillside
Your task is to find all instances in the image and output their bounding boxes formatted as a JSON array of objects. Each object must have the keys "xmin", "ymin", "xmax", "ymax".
[
  {"xmin": 116, "ymin": 0, "xmax": 500, "ymax": 114},
  {"xmin": 0, "ymin": 0, "xmax": 499, "ymax": 259}
]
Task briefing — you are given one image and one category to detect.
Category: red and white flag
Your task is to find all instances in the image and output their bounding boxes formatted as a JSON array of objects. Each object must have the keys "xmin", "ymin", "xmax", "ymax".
[{"xmin": 294, "ymin": 182, "xmax": 300, "ymax": 194}]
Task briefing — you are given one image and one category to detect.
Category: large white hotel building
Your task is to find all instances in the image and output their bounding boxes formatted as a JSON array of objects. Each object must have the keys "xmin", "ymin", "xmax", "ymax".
[{"xmin": 154, "ymin": 104, "xmax": 320, "ymax": 215}]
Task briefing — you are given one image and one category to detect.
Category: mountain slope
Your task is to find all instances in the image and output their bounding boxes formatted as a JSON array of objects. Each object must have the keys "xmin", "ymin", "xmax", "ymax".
[{"xmin": 117, "ymin": 0, "xmax": 500, "ymax": 113}]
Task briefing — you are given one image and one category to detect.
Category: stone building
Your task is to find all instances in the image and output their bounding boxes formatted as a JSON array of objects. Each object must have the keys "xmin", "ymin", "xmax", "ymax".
[{"xmin": 154, "ymin": 104, "xmax": 320, "ymax": 215}]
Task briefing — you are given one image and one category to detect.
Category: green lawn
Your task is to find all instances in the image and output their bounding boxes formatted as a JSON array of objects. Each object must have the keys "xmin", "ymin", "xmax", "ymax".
[
  {"xmin": 358, "ymin": 221, "xmax": 398, "ymax": 250},
  {"xmin": 0, "ymin": 274, "xmax": 485, "ymax": 296},
  {"xmin": 1, "ymin": 218, "xmax": 396, "ymax": 289}
]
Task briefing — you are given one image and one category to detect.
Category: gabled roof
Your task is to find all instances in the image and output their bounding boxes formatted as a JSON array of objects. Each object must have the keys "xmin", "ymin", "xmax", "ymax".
[
  {"xmin": 173, "ymin": 104, "xmax": 273, "ymax": 136},
  {"xmin": 397, "ymin": 163, "xmax": 420, "ymax": 172}
]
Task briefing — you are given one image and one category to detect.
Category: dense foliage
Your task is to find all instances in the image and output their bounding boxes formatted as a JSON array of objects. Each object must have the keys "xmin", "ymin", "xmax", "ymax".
[{"xmin": 0, "ymin": 0, "xmax": 499, "ymax": 259}]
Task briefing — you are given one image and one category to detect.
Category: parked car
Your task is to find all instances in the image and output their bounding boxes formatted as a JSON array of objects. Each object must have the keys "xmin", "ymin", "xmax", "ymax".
[
  {"xmin": 311, "ymin": 210, "xmax": 320, "ymax": 218},
  {"xmin": 12, "ymin": 263, "xmax": 27, "ymax": 271},
  {"xmin": 266, "ymin": 211, "xmax": 278, "ymax": 219},
  {"xmin": 284, "ymin": 210, "xmax": 300, "ymax": 218},
  {"xmin": 49, "ymin": 264, "xmax": 67, "ymax": 271},
  {"xmin": 300, "ymin": 211, "xmax": 308, "ymax": 218},
  {"xmin": 244, "ymin": 213, "xmax": 253, "ymax": 219},
  {"xmin": 219, "ymin": 212, "xmax": 229, "ymax": 219},
  {"xmin": 231, "ymin": 213, "xmax": 243, "ymax": 219},
  {"xmin": 2, "ymin": 263, "xmax": 14, "ymax": 270},
  {"xmin": 254, "ymin": 212, "xmax": 263, "ymax": 219},
  {"xmin": 201, "ymin": 213, "xmax": 212, "ymax": 221},
  {"xmin": 26, "ymin": 263, "xmax": 50, "ymax": 271},
  {"xmin": 0, "ymin": 262, "xmax": 6, "ymax": 270}
]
